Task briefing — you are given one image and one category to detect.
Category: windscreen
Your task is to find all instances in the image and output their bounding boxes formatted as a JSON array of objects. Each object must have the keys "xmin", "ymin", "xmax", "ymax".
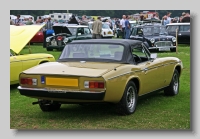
[{"xmin": 59, "ymin": 43, "xmax": 125, "ymax": 61}]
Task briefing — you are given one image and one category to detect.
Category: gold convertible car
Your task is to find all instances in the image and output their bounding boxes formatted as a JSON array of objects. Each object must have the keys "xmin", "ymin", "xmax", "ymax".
[
  {"xmin": 17, "ymin": 39, "xmax": 183, "ymax": 115},
  {"xmin": 10, "ymin": 25, "xmax": 55, "ymax": 85}
]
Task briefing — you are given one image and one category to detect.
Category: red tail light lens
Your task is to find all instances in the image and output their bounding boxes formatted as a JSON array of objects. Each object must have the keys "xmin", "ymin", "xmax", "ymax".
[
  {"xmin": 20, "ymin": 78, "xmax": 37, "ymax": 85},
  {"xmin": 84, "ymin": 81, "xmax": 105, "ymax": 89},
  {"xmin": 57, "ymin": 36, "xmax": 63, "ymax": 41}
]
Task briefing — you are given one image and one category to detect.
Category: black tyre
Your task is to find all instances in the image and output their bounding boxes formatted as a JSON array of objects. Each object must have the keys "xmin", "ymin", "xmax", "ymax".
[
  {"xmin": 164, "ymin": 69, "xmax": 179, "ymax": 96},
  {"xmin": 116, "ymin": 81, "xmax": 138, "ymax": 115},
  {"xmin": 170, "ymin": 48, "xmax": 176, "ymax": 52},
  {"xmin": 46, "ymin": 48, "xmax": 53, "ymax": 51},
  {"xmin": 39, "ymin": 100, "xmax": 61, "ymax": 112}
]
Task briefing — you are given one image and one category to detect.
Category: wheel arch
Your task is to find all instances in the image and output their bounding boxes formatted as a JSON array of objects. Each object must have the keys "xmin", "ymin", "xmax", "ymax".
[
  {"xmin": 38, "ymin": 60, "xmax": 49, "ymax": 65},
  {"xmin": 174, "ymin": 65, "xmax": 182, "ymax": 76},
  {"xmin": 129, "ymin": 77, "xmax": 140, "ymax": 94}
]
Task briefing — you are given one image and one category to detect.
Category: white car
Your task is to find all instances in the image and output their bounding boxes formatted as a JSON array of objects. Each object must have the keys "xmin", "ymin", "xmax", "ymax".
[{"xmin": 88, "ymin": 21, "xmax": 114, "ymax": 38}]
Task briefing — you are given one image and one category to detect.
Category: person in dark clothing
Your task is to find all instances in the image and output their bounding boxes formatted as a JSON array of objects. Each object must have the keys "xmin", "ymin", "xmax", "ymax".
[
  {"xmin": 140, "ymin": 12, "xmax": 144, "ymax": 21},
  {"xmin": 43, "ymin": 17, "xmax": 54, "ymax": 48},
  {"xmin": 115, "ymin": 18, "xmax": 120, "ymax": 28},
  {"xmin": 68, "ymin": 15, "xmax": 79, "ymax": 24},
  {"xmin": 181, "ymin": 13, "xmax": 190, "ymax": 23}
]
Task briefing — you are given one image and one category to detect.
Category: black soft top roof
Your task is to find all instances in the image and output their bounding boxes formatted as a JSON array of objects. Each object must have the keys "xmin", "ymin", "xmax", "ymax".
[
  {"xmin": 59, "ymin": 39, "xmax": 144, "ymax": 64},
  {"xmin": 70, "ymin": 39, "xmax": 142, "ymax": 47}
]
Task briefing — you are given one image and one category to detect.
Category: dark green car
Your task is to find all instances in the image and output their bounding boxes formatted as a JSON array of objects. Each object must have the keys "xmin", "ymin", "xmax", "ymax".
[{"xmin": 46, "ymin": 24, "xmax": 92, "ymax": 51}]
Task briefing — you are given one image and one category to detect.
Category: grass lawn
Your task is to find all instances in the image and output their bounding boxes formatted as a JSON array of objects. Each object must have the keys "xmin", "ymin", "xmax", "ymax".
[{"xmin": 10, "ymin": 43, "xmax": 190, "ymax": 130}]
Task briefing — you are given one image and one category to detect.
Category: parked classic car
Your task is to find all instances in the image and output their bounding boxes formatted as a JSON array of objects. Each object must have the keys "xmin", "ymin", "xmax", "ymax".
[
  {"xmin": 18, "ymin": 39, "xmax": 183, "ymax": 115},
  {"xmin": 46, "ymin": 23, "xmax": 92, "ymax": 51},
  {"xmin": 88, "ymin": 21, "xmax": 114, "ymax": 38},
  {"xmin": 130, "ymin": 24, "xmax": 177, "ymax": 52},
  {"xmin": 10, "ymin": 25, "xmax": 55, "ymax": 85},
  {"xmin": 30, "ymin": 29, "xmax": 44, "ymax": 45},
  {"xmin": 166, "ymin": 23, "xmax": 190, "ymax": 44}
]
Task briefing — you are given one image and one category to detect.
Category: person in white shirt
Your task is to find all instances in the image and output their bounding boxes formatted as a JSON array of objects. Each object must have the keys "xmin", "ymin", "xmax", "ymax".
[
  {"xmin": 120, "ymin": 15, "xmax": 126, "ymax": 39},
  {"xmin": 14, "ymin": 14, "xmax": 22, "ymax": 26},
  {"xmin": 166, "ymin": 12, "xmax": 172, "ymax": 24},
  {"xmin": 105, "ymin": 19, "xmax": 111, "ymax": 27}
]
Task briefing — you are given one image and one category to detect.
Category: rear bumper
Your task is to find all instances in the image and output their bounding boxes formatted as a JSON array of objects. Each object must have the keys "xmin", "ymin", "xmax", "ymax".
[
  {"xmin": 102, "ymin": 35, "xmax": 114, "ymax": 38},
  {"xmin": 18, "ymin": 86, "xmax": 105, "ymax": 100},
  {"xmin": 148, "ymin": 46, "xmax": 176, "ymax": 51}
]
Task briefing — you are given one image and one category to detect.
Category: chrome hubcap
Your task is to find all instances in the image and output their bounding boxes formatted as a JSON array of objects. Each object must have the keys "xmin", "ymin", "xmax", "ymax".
[
  {"xmin": 126, "ymin": 86, "xmax": 135, "ymax": 110},
  {"xmin": 173, "ymin": 73, "xmax": 179, "ymax": 93}
]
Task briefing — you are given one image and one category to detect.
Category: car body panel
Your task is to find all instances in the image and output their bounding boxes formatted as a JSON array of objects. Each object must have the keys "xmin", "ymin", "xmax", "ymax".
[
  {"xmin": 166, "ymin": 23, "xmax": 190, "ymax": 44},
  {"xmin": 10, "ymin": 25, "xmax": 45, "ymax": 54},
  {"xmin": 10, "ymin": 25, "xmax": 55, "ymax": 85},
  {"xmin": 18, "ymin": 39, "xmax": 183, "ymax": 103},
  {"xmin": 46, "ymin": 24, "xmax": 92, "ymax": 51},
  {"xmin": 30, "ymin": 30, "xmax": 44, "ymax": 43},
  {"xmin": 130, "ymin": 24, "xmax": 177, "ymax": 51}
]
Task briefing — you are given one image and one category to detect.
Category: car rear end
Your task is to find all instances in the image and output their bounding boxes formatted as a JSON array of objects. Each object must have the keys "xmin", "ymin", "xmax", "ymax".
[{"xmin": 18, "ymin": 73, "xmax": 107, "ymax": 103}]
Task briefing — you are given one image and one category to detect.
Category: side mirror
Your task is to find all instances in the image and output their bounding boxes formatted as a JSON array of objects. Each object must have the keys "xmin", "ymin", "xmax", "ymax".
[{"xmin": 150, "ymin": 53, "xmax": 157, "ymax": 59}]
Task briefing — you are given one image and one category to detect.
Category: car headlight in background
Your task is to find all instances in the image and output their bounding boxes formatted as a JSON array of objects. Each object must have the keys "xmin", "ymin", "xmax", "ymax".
[
  {"xmin": 63, "ymin": 38, "xmax": 69, "ymax": 43},
  {"xmin": 46, "ymin": 37, "xmax": 50, "ymax": 42},
  {"xmin": 150, "ymin": 38, "xmax": 155, "ymax": 43},
  {"xmin": 172, "ymin": 37, "xmax": 176, "ymax": 42}
]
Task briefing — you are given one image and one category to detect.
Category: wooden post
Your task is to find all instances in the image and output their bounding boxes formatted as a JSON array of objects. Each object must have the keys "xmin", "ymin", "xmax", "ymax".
[
  {"xmin": 176, "ymin": 28, "xmax": 178, "ymax": 54},
  {"xmin": 28, "ymin": 41, "xmax": 31, "ymax": 54}
]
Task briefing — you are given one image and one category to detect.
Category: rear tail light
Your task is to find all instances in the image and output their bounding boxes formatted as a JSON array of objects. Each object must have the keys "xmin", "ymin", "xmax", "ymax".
[
  {"xmin": 84, "ymin": 81, "xmax": 105, "ymax": 89},
  {"xmin": 57, "ymin": 36, "xmax": 63, "ymax": 41},
  {"xmin": 20, "ymin": 78, "xmax": 37, "ymax": 85}
]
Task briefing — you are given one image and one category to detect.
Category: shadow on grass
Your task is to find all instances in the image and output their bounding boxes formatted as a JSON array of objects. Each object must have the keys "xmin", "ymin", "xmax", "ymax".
[
  {"xmin": 10, "ymin": 84, "xmax": 19, "ymax": 91},
  {"xmin": 28, "ymin": 91, "xmax": 169, "ymax": 119}
]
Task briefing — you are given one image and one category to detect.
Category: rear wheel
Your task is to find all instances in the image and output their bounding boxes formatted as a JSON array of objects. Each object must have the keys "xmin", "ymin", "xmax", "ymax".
[
  {"xmin": 116, "ymin": 81, "xmax": 138, "ymax": 115},
  {"xmin": 39, "ymin": 100, "xmax": 61, "ymax": 112},
  {"xmin": 164, "ymin": 69, "xmax": 179, "ymax": 96},
  {"xmin": 170, "ymin": 48, "xmax": 176, "ymax": 52},
  {"xmin": 46, "ymin": 48, "xmax": 53, "ymax": 51}
]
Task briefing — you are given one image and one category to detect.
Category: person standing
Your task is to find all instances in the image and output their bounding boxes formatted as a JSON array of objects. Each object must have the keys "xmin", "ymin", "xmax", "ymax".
[
  {"xmin": 10, "ymin": 16, "xmax": 14, "ymax": 25},
  {"xmin": 26, "ymin": 17, "xmax": 34, "ymax": 25},
  {"xmin": 162, "ymin": 16, "xmax": 170, "ymax": 26},
  {"xmin": 36, "ymin": 16, "xmax": 43, "ymax": 24},
  {"xmin": 166, "ymin": 12, "xmax": 172, "ymax": 24},
  {"xmin": 115, "ymin": 18, "xmax": 120, "ymax": 28},
  {"xmin": 125, "ymin": 15, "xmax": 131, "ymax": 39},
  {"xmin": 92, "ymin": 16, "xmax": 102, "ymax": 39},
  {"xmin": 79, "ymin": 15, "xmax": 89, "ymax": 26},
  {"xmin": 181, "ymin": 13, "xmax": 190, "ymax": 23},
  {"xmin": 14, "ymin": 14, "xmax": 22, "ymax": 26},
  {"xmin": 120, "ymin": 15, "xmax": 126, "ymax": 39},
  {"xmin": 140, "ymin": 12, "xmax": 144, "ymax": 21},
  {"xmin": 43, "ymin": 17, "xmax": 54, "ymax": 48},
  {"xmin": 68, "ymin": 15, "xmax": 79, "ymax": 24}
]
